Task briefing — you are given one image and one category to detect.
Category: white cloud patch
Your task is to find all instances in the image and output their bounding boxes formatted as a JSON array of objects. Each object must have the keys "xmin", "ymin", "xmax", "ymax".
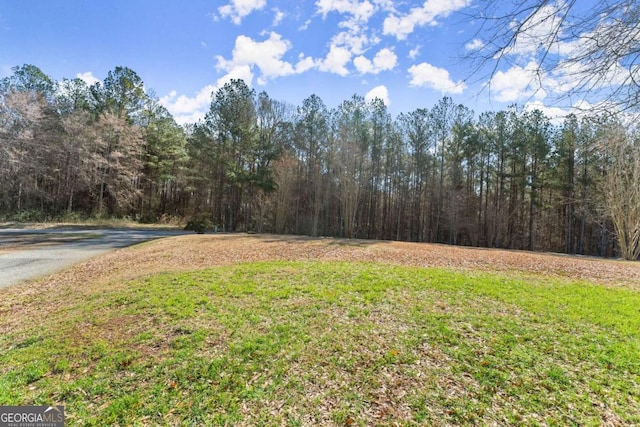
[
  {"xmin": 489, "ymin": 61, "xmax": 544, "ymax": 102},
  {"xmin": 299, "ymin": 19, "xmax": 312, "ymax": 31},
  {"xmin": 216, "ymin": 32, "xmax": 297, "ymax": 85},
  {"xmin": 365, "ymin": 85, "xmax": 390, "ymax": 105},
  {"xmin": 160, "ymin": 85, "xmax": 215, "ymax": 125},
  {"xmin": 218, "ymin": 0, "xmax": 266, "ymax": 24},
  {"xmin": 488, "ymin": 3, "xmax": 634, "ymax": 105},
  {"xmin": 330, "ymin": 30, "xmax": 374, "ymax": 56},
  {"xmin": 501, "ymin": 2, "xmax": 564, "ymax": 58},
  {"xmin": 383, "ymin": 0, "xmax": 471, "ymax": 40},
  {"xmin": 553, "ymin": 56, "xmax": 629, "ymax": 93},
  {"xmin": 217, "ymin": 64, "xmax": 255, "ymax": 88},
  {"xmin": 316, "ymin": 0, "xmax": 376, "ymax": 22},
  {"xmin": 160, "ymin": 65, "xmax": 256, "ymax": 125},
  {"xmin": 313, "ymin": 0, "xmax": 389, "ymax": 77},
  {"xmin": 76, "ymin": 71, "xmax": 100, "ymax": 86},
  {"xmin": 465, "ymin": 38, "xmax": 484, "ymax": 51},
  {"xmin": 272, "ymin": 8, "xmax": 286, "ymax": 26},
  {"xmin": 318, "ymin": 43, "xmax": 352, "ymax": 76},
  {"xmin": 163, "ymin": 31, "xmax": 314, "ymax": 125},
  {"xmin": 408, "ymin": 62, "xmax": 466, "ymax": 94},
  {"xmin": 522, "ymin": 99, "xmax": 624, "ymax": 125},
  {"xmin": 490, "ymin": 54, "xmax": 630, "ymax": 105},
  {"xmin": 523, "ymin": 100, "xmax": 573, "ymax": 123},
  {"xmin": 353, "ymin": 56, "xmax": 373, "ymax": 74},
  {"xmin": 354, "ymin": 48, "xmax": 397, "ymax": 74},
  {"xmin": 373, "ymin": 48, "xmax": 397, "ymax": 70},
  {"xmin": 372, "ymin": 0, "xmax": 394, "ymax": 10},
  {"xmin": 408, "ymin": 46, "xmax": 421, "ymax": 59},
  {"xmin": 296, "ymin": 55, "xmax": 317, "ymax": 73}
]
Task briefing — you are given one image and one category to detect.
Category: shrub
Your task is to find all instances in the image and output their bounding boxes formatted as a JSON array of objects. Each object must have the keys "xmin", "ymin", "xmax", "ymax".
[{"xmin": 184, "ymin": 213, "xmax": 213, "ymax": 234}]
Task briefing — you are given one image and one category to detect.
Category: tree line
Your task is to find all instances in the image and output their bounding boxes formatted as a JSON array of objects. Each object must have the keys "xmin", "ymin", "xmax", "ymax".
[{"xmin": 2, "ymin": 64, "xmax": 639, "ymax": 259}]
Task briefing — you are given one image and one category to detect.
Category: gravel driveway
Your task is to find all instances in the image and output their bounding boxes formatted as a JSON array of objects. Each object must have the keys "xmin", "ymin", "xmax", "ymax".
[{"xmin": 0, "ymin": 228, "xmax": 188, "ymax": 289}]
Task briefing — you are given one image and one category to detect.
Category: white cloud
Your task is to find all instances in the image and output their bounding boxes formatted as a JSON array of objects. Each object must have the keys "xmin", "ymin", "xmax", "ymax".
[
  {"xmin": 216, "ymin": 64, "xmax": 254, "ymax": 88},
  {"xmin": 371, "ymin": 0, "xmax": 394, "ymax": 10},
  {"xmin": 272, "ymin": 9, "xmax": 285, "ymax": 26},
  {"xmin": 316, "ymin": 0, "xmax": 376, "ymax": 22},
  {"xmin": 522, "ymin": 99, "xmax": 625, "ymax": 125},
  {"xmin": 498, "ymin": 2, "xmax": 590, "ymax": 63},
  {"xmin": 465, "ymin": 38, "xmax": 484, "ymax": 51},
  {"xmin": 365, "ymin": 85, "xmax": 390, "ymax": 105},
  {"xmin": 330, "ymin": 30, "xmax": 373, "ymax": 56},
  {"xmin": 491, "ymin": 5, "xmax": 634, "ymax": 107},
  {"xmin": 490, "ymin": 54, "xmax": 631, "ymax": 106},
  {"xmin": 216, "ymin": 32, "xmax": 296, "ymax": 85},
  {"xmin": 218, "ymin": 0, "xmax": 266, "ymax": 25},
  {"xmin": 315, "ymin": 0, "xmax": 384, "ymax": 73},
  {"xmin": 523, "ymin": 100, "xmax": 572, "ymax": 123},
  {"xmin": 408, "ymin": 62, "xmax": 466, "ymax": 94},
  {"xmin": 373, "ymin": 48, "xmax": 397, "ymax": 71},
  {"xmin": 318, "ymin": 43, "xmax": 352, "ymax": 76},
  {"xmin": 353, "ymin": 56, "xmax": 373, "ymax": 74},
  {"xmin": 295, "ymin": 55, "xmax": 317, "ymax": 73},
  {"xmin": 160, "ymin": 65, "xmax": 256, "ymax": 125},
  {"xmin": 490, "ymin": 61, "xmax": 543, "ymax": 102},
  {"xmin": 163, "ymin": 31, "xmax": 311, "ymax": 125},
  {"xmin": 299, "ymin": 19, "xmax": 312, "ymax": 31},
  {"xmin": 354, "ymin": 48, "xmax": 397, "ymax": 74},
  {"xmin": 160, "ymin": 85, "xmax": 215, "ymax": 125},
  {"xmin": 553, "ymin": 57, "xmax": 629, "ymax": 93},
  {"xmin": 383, "ymin": 0, "xmax": 471, "ymax": 40},
  {"xmin": 76, "ymin": 71, "xmax": 100, "ymax": 86},
  {"xmin": 408, "ymin": 46, "xmax": 421, "ymax": 60}
]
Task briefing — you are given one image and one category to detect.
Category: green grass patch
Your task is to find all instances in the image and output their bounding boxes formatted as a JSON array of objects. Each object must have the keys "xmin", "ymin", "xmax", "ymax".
[{"xmin": 1, "ymin": 262, "xmax": 639, "ymax": 425}]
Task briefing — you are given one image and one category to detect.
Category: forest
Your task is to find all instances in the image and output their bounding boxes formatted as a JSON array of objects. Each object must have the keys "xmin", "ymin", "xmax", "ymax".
[{"xmin": 2, "ymin": 64, "xmax": 640, "ymax": 259}]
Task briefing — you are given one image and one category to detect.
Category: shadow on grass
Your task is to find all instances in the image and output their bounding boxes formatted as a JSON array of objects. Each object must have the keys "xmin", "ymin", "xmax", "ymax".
[{"xmin": 257, "ymin": 233, "xmax": 392, "ymax": 247}]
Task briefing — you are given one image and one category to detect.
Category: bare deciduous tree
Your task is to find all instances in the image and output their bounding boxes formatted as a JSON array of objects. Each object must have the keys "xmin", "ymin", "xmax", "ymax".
[
  {"xmin": 599, "ymin": 121, "xmax": 640, "ymax": 260},
  {"xmin": 0, "ymin": 90, "xmax": 47, "ymax": 211},
  {"xmin": 95, "ymin": 112, "xmax": 144, "ymax": 216},
  {"xmin": 467, "ymin": 0, "xmax": 640, "ymax": 111}
]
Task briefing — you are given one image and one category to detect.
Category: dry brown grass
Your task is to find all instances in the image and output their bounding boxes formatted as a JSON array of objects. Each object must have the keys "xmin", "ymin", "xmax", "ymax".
[
  {"xmin": 2, "ymin": 233, "xmax": 639, "ymax": 425},
  {"xmin": 52, "ymin": 233, "xmax": 640, "ymax": 283},
  {"xmin": 2, "ymin": 233, "xmax": 638, "ymax": 336},
  {"xmin": 43, "ymin": 233, "xmax": 640, "ymax": 286}
]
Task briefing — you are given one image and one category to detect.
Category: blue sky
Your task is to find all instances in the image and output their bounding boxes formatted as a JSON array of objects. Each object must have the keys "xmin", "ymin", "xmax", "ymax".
[{"xmin": 1, "ymin": 0, "xmax": 606, "ymax": 124}]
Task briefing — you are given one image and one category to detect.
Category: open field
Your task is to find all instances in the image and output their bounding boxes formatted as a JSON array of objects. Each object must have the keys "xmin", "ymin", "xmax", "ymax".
[{"xmin": 1, "ymin": 234, "xmax": 639, "ymax": 425}]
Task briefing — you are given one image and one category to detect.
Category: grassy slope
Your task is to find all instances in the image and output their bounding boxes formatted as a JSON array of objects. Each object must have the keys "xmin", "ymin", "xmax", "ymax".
[{"xmin": 1, "ymin": 261, "xmax": 639, "ymax": 426}]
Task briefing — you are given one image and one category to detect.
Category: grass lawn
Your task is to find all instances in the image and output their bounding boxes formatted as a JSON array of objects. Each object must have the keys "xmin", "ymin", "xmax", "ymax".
[{"xmin": 1, "ymin": 260, "xmax": 639, "ymax": 426}]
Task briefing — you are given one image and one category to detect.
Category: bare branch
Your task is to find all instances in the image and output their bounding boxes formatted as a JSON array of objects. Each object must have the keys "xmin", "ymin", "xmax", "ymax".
[{"xmin": 465, "ymin": 0, "xmax": 640, "ymax": 112}]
